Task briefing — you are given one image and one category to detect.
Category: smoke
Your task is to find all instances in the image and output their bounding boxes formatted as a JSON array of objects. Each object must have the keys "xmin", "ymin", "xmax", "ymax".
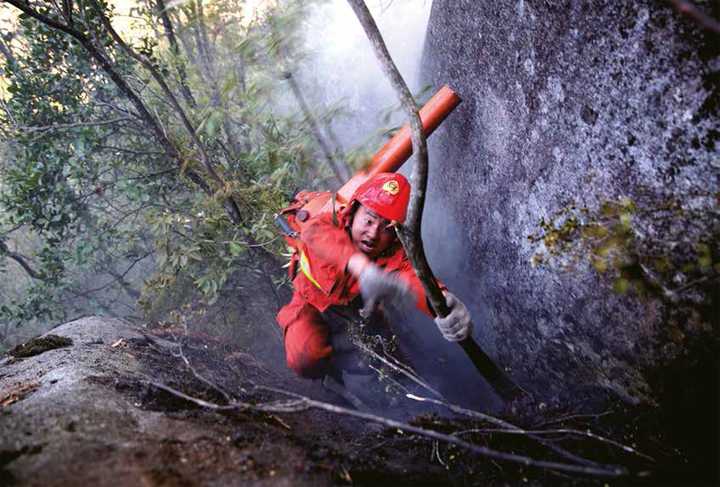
[
  {"xmin": 296, "ymin": 0, "xmax": 433, "ymax": 151},
  {"xmin": 419, "ymin": 197, "xmax": 505, "ymax": 412},
  {"xmin": 290, "ymin": 0, "xmax": 505, "ymax": 412}
]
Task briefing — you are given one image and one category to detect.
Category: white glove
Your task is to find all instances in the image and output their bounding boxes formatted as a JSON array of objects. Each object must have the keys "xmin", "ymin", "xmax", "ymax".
[
  {"xmin": 434, "ymin": 292, "xmax": 472, "ymax": 342},
  {"xmin": 357, "ymin": 264, "xmax": 412, "ymax": 318}
]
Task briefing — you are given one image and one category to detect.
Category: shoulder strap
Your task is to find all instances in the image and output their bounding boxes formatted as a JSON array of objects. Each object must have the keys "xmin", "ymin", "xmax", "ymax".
[{"xmin": 331, "ymin": 192, "xmax": 338, "ymax": 227}]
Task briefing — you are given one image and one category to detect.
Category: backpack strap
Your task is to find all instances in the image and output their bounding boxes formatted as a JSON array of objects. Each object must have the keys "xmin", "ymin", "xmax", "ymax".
[{"xmin": 331, "ymin": 192, "xmax": 338, "ymax": 227}]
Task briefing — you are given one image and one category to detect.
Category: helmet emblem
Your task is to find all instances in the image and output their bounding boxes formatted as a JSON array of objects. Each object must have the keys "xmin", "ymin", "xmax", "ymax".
[{"xmin": 382, "ymin": 180, "xmax": 400, "ymax": 195}]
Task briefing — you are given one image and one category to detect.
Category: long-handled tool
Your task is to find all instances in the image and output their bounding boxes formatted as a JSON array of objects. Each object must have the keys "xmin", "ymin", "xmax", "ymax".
[{"xmin": 280, "ymin": 85, "xmax": 523, "ymax": 401}]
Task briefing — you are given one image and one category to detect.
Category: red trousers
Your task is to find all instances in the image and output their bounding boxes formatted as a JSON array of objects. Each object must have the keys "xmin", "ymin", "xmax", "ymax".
[{"xmin": 276, "ymin": 292, "xmax": 333, "ymax": 378}]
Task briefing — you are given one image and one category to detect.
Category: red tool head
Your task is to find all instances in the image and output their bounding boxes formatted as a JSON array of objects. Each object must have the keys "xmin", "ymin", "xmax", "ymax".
[{"xmin": 350, "ymin": 172, "xmax": 411, "ymax": 223}]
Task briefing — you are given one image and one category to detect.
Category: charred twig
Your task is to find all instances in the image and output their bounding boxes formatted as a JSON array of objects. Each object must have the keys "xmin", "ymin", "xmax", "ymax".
[
  {"xmin": 173, "ymin": 340, "xmax": 234, "ymax": 403},
  {"xmin": 453, "ymin": 428, "xmax": 655, "ymax": 462},
  {"xmin": 135, "ymin": 318, "xmax": 630, "ymax": 477},
  {"xmin": 144, "ymin": 378, "xmax": 627, "ymax": 477},
  {"xmin": 431, "ymin": 440, "xmax": 448, "ymax": 468},
  {"xmin": 367, "ymin": 362, "xmax": 408, "ymax": 394},
  {"xmin": 538, "ymin": 410, "xmax": 613, "ymax": 426},
  {"xmin": 406, "ymin": 393, "xmax": 605, "ymax": 468},
  {"xmin": 168, "ymin": 319, "xmax": 241, "ymax": 403},
  {"xmin": 352, "ymin": 338, "xmax": 444, "ymax": 399}
]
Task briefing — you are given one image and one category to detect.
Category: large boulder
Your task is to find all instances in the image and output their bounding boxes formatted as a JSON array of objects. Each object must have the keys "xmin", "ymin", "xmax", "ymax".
[
  {"xmin": 420, "ymin": 0, "xmax": 719, "ymax": 404},
  {"xmin": 0, "ymin": 317, "xmax": 341, "ymax": 486}
]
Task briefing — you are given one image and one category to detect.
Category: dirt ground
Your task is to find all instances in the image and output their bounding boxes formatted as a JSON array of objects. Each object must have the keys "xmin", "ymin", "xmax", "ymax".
[{"xmin": 0, "ymin": 317, "xmax": 716, "ymax": 486}]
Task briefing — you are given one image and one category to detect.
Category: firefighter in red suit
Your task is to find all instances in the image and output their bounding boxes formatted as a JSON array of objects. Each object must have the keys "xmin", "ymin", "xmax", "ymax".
[{"xmin": 276, "ymin": 173, "xmax": 472, "ymax": 379}]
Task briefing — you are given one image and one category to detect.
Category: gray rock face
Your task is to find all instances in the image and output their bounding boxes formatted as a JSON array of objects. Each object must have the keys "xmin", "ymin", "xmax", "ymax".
[
  {"xmin": 420, "ymin": 0, "xmax": 718, "ymax": 402},
  {"xmin": 0, "ymin": 317, "xmax": 342, "ymax": 486}
]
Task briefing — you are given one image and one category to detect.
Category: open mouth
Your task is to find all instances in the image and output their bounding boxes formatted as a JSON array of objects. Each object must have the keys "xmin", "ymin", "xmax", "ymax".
[{"xmin": 360, "ymin": 240, "xmax": 376, "ymax": 253}]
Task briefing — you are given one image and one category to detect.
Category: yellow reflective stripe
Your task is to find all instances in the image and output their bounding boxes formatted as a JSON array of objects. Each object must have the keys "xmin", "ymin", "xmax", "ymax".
[{"xmin": 299, "ymin": 250, "xmax": 323, "ymax": 291}]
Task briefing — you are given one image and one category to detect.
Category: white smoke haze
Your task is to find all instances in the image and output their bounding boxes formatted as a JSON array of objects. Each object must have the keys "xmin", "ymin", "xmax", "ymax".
[{"xmin": 296, "ymin": 0, "xmax": 433, "ymax": 152}]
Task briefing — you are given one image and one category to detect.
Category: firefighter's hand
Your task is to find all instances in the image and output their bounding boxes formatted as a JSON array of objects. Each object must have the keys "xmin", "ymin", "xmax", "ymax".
[
  {"xmin": 357, "ymin": 264, "xmax": 412, "ymax": 318},
  {"xmin": 434, "ymin": 292, "xmax": 472, "ymax": 342}
]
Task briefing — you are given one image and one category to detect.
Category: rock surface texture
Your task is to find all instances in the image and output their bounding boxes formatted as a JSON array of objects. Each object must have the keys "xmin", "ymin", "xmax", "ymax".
[
  {"xmin": 421, "ymin": 0, "xmax": 718, "ymax": 405},
  {"xmin": 0, "ymin": 318, "xmax": 344, "ymax": 486},
  {"xmin": 6, "ymin": 317, "xmax": 644, "ymax": 486}
]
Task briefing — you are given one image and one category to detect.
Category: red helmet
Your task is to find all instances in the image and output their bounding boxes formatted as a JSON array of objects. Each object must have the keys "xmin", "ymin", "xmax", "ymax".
[{"xmin": 350, "ymin": 172, "xmax": 411, "ymax": 223}]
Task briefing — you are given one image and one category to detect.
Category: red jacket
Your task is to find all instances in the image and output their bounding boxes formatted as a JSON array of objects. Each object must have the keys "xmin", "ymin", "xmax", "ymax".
[{"xmin": 290, "ymin": 212, "xmax": 438, "ymax": 316}]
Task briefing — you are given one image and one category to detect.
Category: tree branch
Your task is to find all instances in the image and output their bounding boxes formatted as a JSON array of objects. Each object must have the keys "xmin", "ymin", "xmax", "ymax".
[
  {"xmin": 144, "ymin": 377, "xmax": 627, "ymax": 478},
  {"xmin": 344, "ymin": 0, "xmax": 443, "ymax": 314},
  {"xmin": 16, "ymin": 117, "xmax": 133, "ymax": 134},
  {"xmin": 452, "ymin": 427, "xmax": 654, "ymax": 462},
  {"xmin": 345, "ymin": 0, "xmax": 523, "ymax": 401},
  {"xmin": 0, "ymin": 240, "xmax": 47, "ymax": 280},
  {"xmin": 154, "ymin": 0, "xmax": 197, "ymax": 108},
  {"xmin": 335, "ymin": 310, "xmax": 601, "ymax": 469},
  {"xmin": 282, "ymin": 71, "xmax": 349, "ymax": 184},
  {"xmin": 3, "ymin": 0, "xmax": 213, "ymax": 200},
  {"xmin": 87, "ymin": 0, "xmax": 244, "ymax": 224},
  {"xmin": 669, "ymin": 0, "xmax": 720, "ymax": 33},
  {"xmin": 69, "ymin": 250, "xmax": 152, "ymax": 297}
]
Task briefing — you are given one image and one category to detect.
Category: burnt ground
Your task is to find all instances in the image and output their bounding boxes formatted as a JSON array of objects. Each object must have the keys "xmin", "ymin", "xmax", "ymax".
[{"xmin": 0, "ymin": 317, "xmax": 716, "ymax": 486}]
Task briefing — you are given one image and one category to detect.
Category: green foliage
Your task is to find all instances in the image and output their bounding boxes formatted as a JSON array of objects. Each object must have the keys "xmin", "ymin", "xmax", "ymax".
[{"xmin": 0, "ymin": 0, "xmax": 340, "ymax": 337}]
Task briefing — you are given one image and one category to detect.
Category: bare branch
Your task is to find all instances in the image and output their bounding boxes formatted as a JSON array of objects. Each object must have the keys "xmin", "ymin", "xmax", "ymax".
[
  {"xmin": 154, "ymin": 0, "xmax": 196, "ymax": 108},
  {"xmin": 282, "ymin": 71, "xmax": 349, "ymax": 184},
  {"xmin": 453, "ymin": 427, "xmax": 655, "ymax": 462},
  {"xmin": 669, "ymin": 0, "xmax": 720, "ymax": 33},
  {"xmin": 0, "ymin": 240, "xmax": 47, "ymax": 280},
  {"xmin": 70, "ymin": 250, "xmax": 152, "ymax": 297},
  {"xmin": 345, "ymin": 0, "xmax": 523, "ymax": 401},
  {"xmin": 407, "ymin": 393, "xmax": 613, "ymax": 468},
  {"xmin": 87, "ymin": 0, "xmax": 244, "ymax": 224},
  {"xmin": 155, "ymin": 317, "xmax": 632, "ymax": 477},
  {"xmin": 15, "ymin": 117, "xmax": 133, "ymax": 134},
  {"xmin": 173, "ymin": 342, "xmax": 233, "ymax": 403},
  {"xmin": 351, "ymin": 338, "xmax": 444, "ymax": 399},
  {"xmin": 144, "ymin": 377, "xmax": 627, "ymax": 478},
  {"xmin": 344, "ymin": 0, "xmax": 441, "ymax": 313}
]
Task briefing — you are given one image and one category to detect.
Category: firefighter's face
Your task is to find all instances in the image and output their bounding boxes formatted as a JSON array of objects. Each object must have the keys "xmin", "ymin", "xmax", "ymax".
[{"xmin": 350, "ymin": 204, "xmax": 396, "ymax": 258}]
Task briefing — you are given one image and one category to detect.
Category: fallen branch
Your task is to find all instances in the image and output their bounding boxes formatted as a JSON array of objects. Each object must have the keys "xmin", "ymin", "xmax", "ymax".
[
  {"xmin": 405, "ymin": 393, "xmax": 605, "ymax": 469},
  {"xmin": 453, "ymin": 427, "xmax": 655, "ymax": 463},
  {"xmin": 352, "ymin": 337, "xmax": 444, "ymax": 399},
  {"xmin": 173, "ymin": 341, "xmax": 234, "ymax": 403},
  {"xmin": 144, "ymin": 321, "xmax": 637, "ymax": 478},
  {"xmin": 144, "ymin": 377, "xmax": 627, "ymax": 478}
]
